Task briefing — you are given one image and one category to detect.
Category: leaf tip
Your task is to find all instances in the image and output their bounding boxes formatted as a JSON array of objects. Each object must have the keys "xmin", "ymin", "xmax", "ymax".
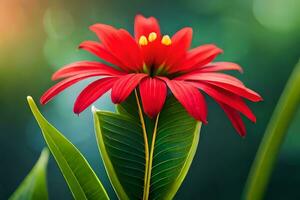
[
  {"xmin": 39, "ymin": 148, "xmax": 50, "ymax": 166},
  {"xmin": 41, "ymin": 148, "xmax": 50, "ymax": 158},
  {"xmin": 26, "ymin": 96, "xmax": 44, "ymax": 121},
  {"xmin": 27, "ymin": 95, "xmax": 39, "ymax": 107},
  {"xmin": 91, "ymin": 105, "xmax": 98, "ymax": 113},
  {"xmin": 27, "ymin": 96, "xmax": 33, "ymax": 102},
  {"xmin": 27, "ymin": 96, "xmax": 36, "ymax": 110}
]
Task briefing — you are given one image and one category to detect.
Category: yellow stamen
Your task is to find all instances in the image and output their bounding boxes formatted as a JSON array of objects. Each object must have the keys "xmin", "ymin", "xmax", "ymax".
[
  {"xmin": 161, "ymin": 35, "xmax": 172, "ymax": 46},
  {"xmin": 139, "ymin": 35, "xmax": 148, "ymax": 46},
  {"xmin": 148, "ymin": 32, "xmax": 157, "ymax": 42}
]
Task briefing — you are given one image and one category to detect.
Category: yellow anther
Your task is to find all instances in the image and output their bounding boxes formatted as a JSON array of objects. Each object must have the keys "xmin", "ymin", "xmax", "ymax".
[
  {"xmin": 138, "ymin": 35, "xmax": 148, "ymax": 46},
  {"xmin": 148, "ymin": 32, "xmax": 157, "ymax": 42},
  {"xmin": 161, "ymin": 35, "xmax": 172, "ymax": 46}
]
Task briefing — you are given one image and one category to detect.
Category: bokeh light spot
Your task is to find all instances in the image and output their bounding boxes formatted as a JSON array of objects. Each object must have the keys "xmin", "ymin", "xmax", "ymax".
[
  {"xmin": 43, "ymin": 7, "xmax": 75, "ymax": 39},
  {"xmin": 253, "ymin": 0, "xmax": 300, "ymax": 32},
  {"xmin": 43, "ymin": 37, "xmax": 77, "ymax": 68}
]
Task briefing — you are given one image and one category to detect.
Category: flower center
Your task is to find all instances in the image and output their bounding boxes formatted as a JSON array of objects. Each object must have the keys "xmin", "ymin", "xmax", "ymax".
[
  {"xmin": 138, "ymin": 32, "xmax": 172, "ymax": 46},
  {"xmin": 148, "ymin": 32, "xmax": 157, "ymax": 42},
  {"xmin": 138, "ymin": 32, "xmax": 172, "ymax": 76},
  {"xmin": 161, "ymin": 35, "xmax": 171, "ymax": 46},
  {"xmin": 138, "ymin": 35, "xmax": 148, "ymax": 46}
]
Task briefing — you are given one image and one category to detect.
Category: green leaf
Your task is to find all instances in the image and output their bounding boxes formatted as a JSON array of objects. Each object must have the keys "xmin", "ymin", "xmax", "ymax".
[
  {"xmin": 93, "ymin": 93, "xmax": 201, "ymax": 200},
  {"xmin": 243, "ymin": 60, "xmax": 300, "ymax": 200},
  {"xmin": 27, "ymin": 96, "xmax": 110, "ymax": 200},
  {"xmin": 9, "ymin": 148, "xmax": 49, "ymax": 200}
]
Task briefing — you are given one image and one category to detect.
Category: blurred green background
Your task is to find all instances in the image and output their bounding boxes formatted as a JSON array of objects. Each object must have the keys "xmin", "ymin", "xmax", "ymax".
[{"xmin": 0, "ymin": 0, "xmax": 300, "ymax": 199}]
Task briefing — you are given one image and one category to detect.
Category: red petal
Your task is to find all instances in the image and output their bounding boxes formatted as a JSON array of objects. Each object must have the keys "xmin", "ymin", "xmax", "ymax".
[
  {"xmin": 171, "ymin": 44, "xmax": 223, "ymax": 73},
  {"xmin": 89, "ymin": 24, "xmax": 119, "ymax": 48},
  {"xmin": 90, "ymin": 24, "xmax": 143, "ymax": 71},
  {"xmin": 160, "ymin": 77, "xmax": 207, "ymax": 123},
  {"xmin": 111, "ymin": 73, "xmax": 148, "ymax": 104},
  {"xmin": 118, "ymin": 29, "xmax": 144, "ymax": 69},
  {"xmin": 142, "ymin": 39, "xmax": 169, "ymax": 69},
  {"xmin": 134, "ymin": 14, "xmax": 161, "ymax": 40},
  {"xmin": 176, "ymin": 72, "xmax": 244, "ymax": 86},
  {"xmin": 52, "ymin": 61, "xmax": 125, "ymax": 80},
  {"xmin": 189, "ymin": 82, "xmax": 256, "ymax": 122},
  {"xmin": 79, "ymin": 41, "xmax": 125, "ymax": 69},
  {"xmin": 206, "ymin": 81, "xmax": 262, "ymax": 102},
  {"xmin": 165, "ymin": 27, "xmax": 193, "ymax": 69},
  {"xmin": 139, "ymin": 77, "xmax": 167, "ymax": 118},
  {"xmin": 199, "ymin": 62, "xmax": 243, "ymax": 73},
  {"xmin": 219, "ymin": 102, "xmax": 246, "ymax": 137},
  {"xmin": 40, "ymin": 72, "xmax": 109, "ymax": 104},
  {"xmin": 73, "ymin": 77, "xmax": 117, "ymax": 114},
  {"xmin": 176, "ymin": 70, "xmax": 262, "ymax": 102}
]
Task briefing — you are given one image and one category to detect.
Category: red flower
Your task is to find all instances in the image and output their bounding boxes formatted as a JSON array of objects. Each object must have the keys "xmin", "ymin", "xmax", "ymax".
[{"xmin": 41, "ymin": 14, "xmax": 262, "ymax": 136}]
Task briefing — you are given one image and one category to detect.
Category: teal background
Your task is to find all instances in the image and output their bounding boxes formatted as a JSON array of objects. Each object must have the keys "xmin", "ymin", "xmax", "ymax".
[{"xmin": 0, "ymin": 0, "xmax": 300, "ymax": 199}]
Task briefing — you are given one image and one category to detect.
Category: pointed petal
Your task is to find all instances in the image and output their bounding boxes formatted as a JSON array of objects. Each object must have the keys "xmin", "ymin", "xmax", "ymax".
[
  {"xmin": 199, "ymin": 62, "xmax": 243, "ymax": 73},
  {"xmin": 40, "ymin": 72, "xmax": 108, "ymax": 104},
  {"xmin": 186, "ymin": 45, "xmax": 223, "ymax": 69},
  {"xmin": 176, "ymin": 72, "xmax": 245, "ymax": 86},
  {"xmin": 189, "ymin": 82, "xmax": 256, "ymax": 122},
  {"xmin": 219, "ymin": 102, "xmax": 246, "ymax": 137},
  {"xmin": 79, "ymin": 41, "xmax": 125, "ymax": 69},
  {"xmin": 171, "ymin": 44, "xmax": 223, "ymax": 73},
  {"xmin": 52, "ymin": 61, "xmax": 125, "ymax": 80},
  {"xmin": 74, "ymin": 77, "xmax": 117, "ymax": 114},
  {"xmin": 118, "ymin": 29, "xmax": 144, "ymax": 69},
  {"xmin": 139, "ymin": 77, "xmax": 167, "ymax": 118},
  {"xmin": 111, "ymin": 73, "xmax": 148, "ymax": 104},
  {"xmin": 165, "ymin": 27, "xmax": 193, "ymax": 69},
  {"xmin": 206, "ymin": 81, "xmax": 262, "ymax": 102},
  {"xmin": 90, "ymin": 24, "xmax": 143, "ymax": 71},
  {"xmin": 134, "ymin": 14, "xmax": 161, "ymax": 40},
  {"xmin": 176, "ymin": 70, "xmax": 262, "ymax": 102},
  {"xmin": 159, "ymin": 77, "xmax": 207, "ymax": 123},
  {"xmin": 171, "ymin": 27, "xmax": 193, "ymax": 49},
  {"xmin": 89, "ymin": 24, "xmax": 119, "ymax": 48}
]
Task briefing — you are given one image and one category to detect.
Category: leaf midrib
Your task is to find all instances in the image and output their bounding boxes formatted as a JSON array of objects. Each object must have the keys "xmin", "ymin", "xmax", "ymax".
[
  {"xmin": 44, "ymin": 131, "xmax": 88, "ymax": 200},
  {"xmin": 94, "ymin": 110, "xmax": 131, "ymax": 200}
]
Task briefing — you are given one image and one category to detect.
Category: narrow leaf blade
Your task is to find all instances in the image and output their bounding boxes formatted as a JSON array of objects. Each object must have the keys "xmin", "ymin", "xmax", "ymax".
[
  {"xmin": 9, "ymin": 148, "xmax": 49, "ymax": 200},
  {"xmin": 27, "ymin": 96, "xmax": 109, "ymax": 200}
]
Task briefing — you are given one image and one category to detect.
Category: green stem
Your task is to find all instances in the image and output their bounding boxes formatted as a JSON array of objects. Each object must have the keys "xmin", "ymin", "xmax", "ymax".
[
  {"xmin": 134, "ymin": 90, "xmax": 150, "ymax": 200},
  {"xmin": 144, "ymin": 113, "xmax": 160, "ymax": 200},
  {"xmin": 134, "ymin": 90, "xmax": 161, "ymax": 200},
  {"xmin": 243, "ymin": 59, "xmax": 300, "ymax": 200}
]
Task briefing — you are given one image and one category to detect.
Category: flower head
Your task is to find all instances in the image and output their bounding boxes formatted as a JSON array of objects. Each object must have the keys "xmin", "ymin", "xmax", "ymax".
[{"xmin": 40, "ymin": 14, "xmax": 262, "ymax": 136}]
